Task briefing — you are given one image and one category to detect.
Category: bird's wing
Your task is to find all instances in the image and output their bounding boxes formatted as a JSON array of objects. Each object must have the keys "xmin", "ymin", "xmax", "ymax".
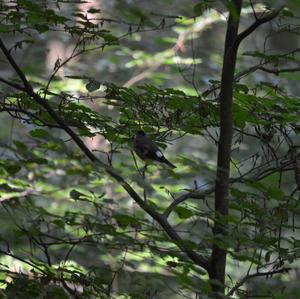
[
  {"xmin": 133, "ymin": 136, "xmax": 176, "ymax": 168},
  {"xmin": 134, "ymin": 138, "xmax": 163, "ymax": 160},
  {"xmin": 141, "ymin": 139, "xmax": 164, "ymax": 159}
]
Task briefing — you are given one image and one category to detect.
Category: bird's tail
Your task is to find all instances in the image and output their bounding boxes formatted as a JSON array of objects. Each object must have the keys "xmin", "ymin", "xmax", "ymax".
[{"xmin": 161, "ymin": 156, "xmax": 176, "ymax": 168}]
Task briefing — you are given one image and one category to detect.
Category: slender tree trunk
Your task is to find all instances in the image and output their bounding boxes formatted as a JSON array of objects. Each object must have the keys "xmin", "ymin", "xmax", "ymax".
[{"xmin": 209, "ymin": 1, "xmax": 242, "ymax": 297}]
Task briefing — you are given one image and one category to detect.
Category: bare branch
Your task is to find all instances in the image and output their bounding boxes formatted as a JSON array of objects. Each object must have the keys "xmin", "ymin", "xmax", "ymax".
[
  {"xmin": 163, "ymin": 160, "xmax": 294, "ymax": 218},
  {"xmin": 249, "ymin": 0, "xmax": 258, "ymax": 20},
  {"xmin": 123, "ymin": 63, "xmax": 160, "ymax": 87},
  {"xmin": 0, "ymin": 38, "xmax": 98, "ymax": 163},
  {"xmin": 227, "ymin": 267, "xmax": 291, "ymax": 297},
  {"xmin": 236, "ymin": 6, "xmax": 284, "ymax": 46},
  {"xmin": 0, "ymin": 249, "xmax": 47, "ymax": 274},
  {"xmin": 0, "ymin": 105, "xmax": 61, "ymax": 128},
  {"xmin": 257, "ymin": 66, "xmax": 300, "ymax": 75},
  {"xmin": 164, "ymin": 187, "xmax": 214, "ymax": 218},
  {"xmin": 0, "ymin": 38, "xmax": 210, "ymax": 272},
  {"xmin": 0, "ymin": 76, "xmax": 26, "ymax": 91}
]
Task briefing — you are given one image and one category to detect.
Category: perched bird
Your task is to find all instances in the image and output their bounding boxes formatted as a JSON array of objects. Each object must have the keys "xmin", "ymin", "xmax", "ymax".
[{"xmin": 133, "ymin": 130, "xmax": 176, "ymax": 168}]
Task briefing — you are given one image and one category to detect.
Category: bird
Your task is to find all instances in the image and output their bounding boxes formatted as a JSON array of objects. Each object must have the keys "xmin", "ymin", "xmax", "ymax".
[{"xmin": 133, "ymin": 130, "xmax": 176, "ymax": 168}]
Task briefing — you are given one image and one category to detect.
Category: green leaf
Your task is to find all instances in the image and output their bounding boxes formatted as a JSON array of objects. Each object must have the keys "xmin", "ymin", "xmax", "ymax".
[
  {"xmin": 166, "ymin": 261, "xmax": 178, "ymax": 268},
  {"xmin": 78, "ymin": 127, "xmax": 95, "ymax": 137},
  {"xmin": 14, "ymin": 140, "xmax": 28, "ymax": 151},
  {"xmin": 235, "ymin": 83, "xmax": 249, "ymax": 93},
  {"xmin": 282, "ymin": 8, "xmax": 294, "ymax": 17},
  {"xmin": 70, "ymin": 189, "xmax": 86, "ymax": 200},
  {"xmin": 30, "ymin": 129, "xmax": 50, "ymax": 139},
  {"xmin": 267, "ymin": 187, "xmax": 284, "ymax": 200},
  {"xmin": 86, "ymin": 80, "xmax": 101, "ymax": 92},
  {"xmin": 6, "ymin": 164, "xmax": 21, "ymax": 175},
  {"xmin": 25, "ymin": 157, "xmax": 48, "ymax": 165},
  {"xmin": 230, "ymin": 188, "xmax": 246, "ymax": 199},
  {"xmin": 19, "ymin": 0, "xmax": 42, "ymax": 11},
  {"xmin": 175, "ymin": 206, "xmax": 193, "ymax": 219},
  {"xmin": 87, "ymin": 8, "xmax": 101, "ymax": 14},
  {"xmin": 114, "ymin": 214, "xmax": 140, "ymax": 229},
  {"xmin": 53, "ymin": 219, "xmax": 65, "ymax": 229},
  {"xmin": 34, "ymin": 24, "xmax": 49, "ymax": 33},
  {"xmin": 99, "ymin": 32, "xmax": 119, "ymax": 44}
]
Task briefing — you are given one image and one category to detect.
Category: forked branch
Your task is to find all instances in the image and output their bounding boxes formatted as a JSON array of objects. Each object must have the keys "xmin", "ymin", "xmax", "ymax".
[
  {"xmin": 236, "ymin": 5, "xmax": 284, "ymax": 46},
  {"xmin": 0, "ymin": 38, "xmax": 209, "ymax": 272}
]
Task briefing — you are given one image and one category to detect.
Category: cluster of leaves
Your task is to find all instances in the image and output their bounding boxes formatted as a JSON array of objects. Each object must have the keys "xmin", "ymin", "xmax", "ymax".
[
  {"xmin": 0, "ymin": 130, "xmax": 213, "ymax": 298},
  {"xmin": 1, "ymin": 0, "xmax": 300, "ymax": 298},
  {"xmin": 0, "ymin": 0, "xmax": 119, "ymax": 45}
]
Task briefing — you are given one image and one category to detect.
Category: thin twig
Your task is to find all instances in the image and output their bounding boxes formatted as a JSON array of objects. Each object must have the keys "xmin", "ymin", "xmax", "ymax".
[
  {"xmin": 227, "ymin": 267, "xmax": 291, "ymax": 297},
  {"xmin": 236, "ymin": 6, "xmax": 284, "ymax": 46},
  {"xmin": 0, "ymin": 37, "xmax": 210, "ymax": 272}
]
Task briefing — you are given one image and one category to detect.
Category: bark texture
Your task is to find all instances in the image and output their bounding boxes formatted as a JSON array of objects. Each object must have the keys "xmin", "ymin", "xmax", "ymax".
[{"xmin": 209, "ymin": 1, "xmax": 242, "ymax": 297}]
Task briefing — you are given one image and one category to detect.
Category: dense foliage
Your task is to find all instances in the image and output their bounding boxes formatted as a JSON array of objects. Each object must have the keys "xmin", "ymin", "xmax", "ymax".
[{"xmin": 0, "ymin": 0, "xmax": 300, "ymax": 298}]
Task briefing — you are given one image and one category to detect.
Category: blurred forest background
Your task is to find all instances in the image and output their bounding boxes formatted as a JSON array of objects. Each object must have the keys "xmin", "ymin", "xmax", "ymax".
[{"xmin": 0, "ymin": 0, "xmax": 300, "ymax": 298}]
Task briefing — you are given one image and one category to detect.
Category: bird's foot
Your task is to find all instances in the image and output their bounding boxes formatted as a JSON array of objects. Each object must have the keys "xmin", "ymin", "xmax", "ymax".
[{"xmin": 141, "ymin": 164, "xmax": 148, "ymax": 178}]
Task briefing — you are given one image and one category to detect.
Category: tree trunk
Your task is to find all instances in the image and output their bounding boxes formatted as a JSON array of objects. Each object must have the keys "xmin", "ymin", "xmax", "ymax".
[{"xmin": 209, "ymin": 1, "xmax": 242, "ymax": 297}]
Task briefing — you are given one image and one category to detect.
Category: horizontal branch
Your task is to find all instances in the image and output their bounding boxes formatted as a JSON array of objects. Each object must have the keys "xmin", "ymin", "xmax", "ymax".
[
  {"xmin": 164, "ymin": 157, "xmax": 295, "ymax": 218},
  {"xmin": 236, "ymin": 6, "xmax": 284, "ymax": 46},
  {"xmin": 164, "ymin": 187, "xmax": 214, "ymax": 218},
  {"xmin": 202, "ymin": 47, "xmax": 300, "ymax": 97},
  {"xmin": 0, "ymin": 188, "xmax": 36, "ymax": 201},
  {"xmin": 0, "ymin": 76, "xmax": 26, "ymax": 91},
  {"xmin": 227, "ymin": 267, "xmax": 291, "ymax": 297},
  {"xmin": 0, "ymin": 38, "xmax": 209, "ymax": 272},
  {"xmin": 0, "ymin": 249, "xmax": 47, "ymax": 274},
  {"xmin": 0, "ymin": 105, "xmax": 61, "ymax": 128},
  {"xmin": 258, "ymin": 66, "xmax": 300, "ymax": 75}
]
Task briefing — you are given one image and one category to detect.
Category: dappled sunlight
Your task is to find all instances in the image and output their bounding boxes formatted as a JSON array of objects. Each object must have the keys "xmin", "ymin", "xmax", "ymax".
[{"xmin": 0, "ymin": 1, "xmax": 300, "ymax": 298}]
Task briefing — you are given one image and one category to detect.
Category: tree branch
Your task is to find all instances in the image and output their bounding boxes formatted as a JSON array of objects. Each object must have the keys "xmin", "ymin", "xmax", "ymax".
[
  {"xmin": 202, "ymin": 47, "xmax": 300, "ymax": 98},
  {"xmin": 163, "ymin": 187, "xmax": 214, "ymax": 218},
  {"xmin": 0, "ymin": 188, "xmax": 36, "ymax": 201},
  {"xmin": 0, "ymin": 76, "xmax": 26, "ymax": 91},
  {"xmin": 0, "ymin": 38, "xmax": 209, "ymax": 272},
  {"xmin": 257, "ymin": 66, "xmax": 300, "ymax": 75},
  {"xmin": 236, "ymin": 6, "xmax": 284, "ymax": 46},
  {"xmin": 227, "ymin": 267, "xmax": 291, "ymax": 297},
  {"xmin": 155, "ymin": 214, "xmax": 210, "ymax": 270},
  {"xmin": 0, "ymin": 40, "xmax": 33, "ymax": 92},
  {"xmin": 0, "ymin": 105, "xmax": 61, "ymax": 128},
  {"xmin": 163, "ymin": 157, "xmax": 294, "ymax": 219},
  {"xmin": 0, "ymin": 249, "xmax": 47, "ymax": 274}
]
